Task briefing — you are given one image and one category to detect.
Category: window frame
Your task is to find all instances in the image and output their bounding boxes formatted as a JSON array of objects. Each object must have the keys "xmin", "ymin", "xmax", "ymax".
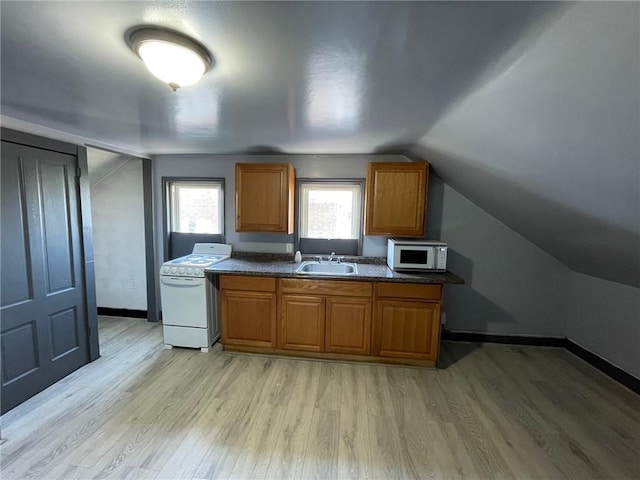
[
  {"xmin": 295, "ymin": 178, "xmax": 365, "ymax": 256},
  {"xmin": 162, "ymin": 177, "xmax": 225, "ymax": 261}
]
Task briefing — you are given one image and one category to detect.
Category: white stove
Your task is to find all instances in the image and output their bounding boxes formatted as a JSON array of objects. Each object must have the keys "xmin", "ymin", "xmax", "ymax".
[
  {"xmin": 160, "ymin": 243, "xmax": 231, "ymax": 277},
  {"xmin": 160, "ymin": 243, "xmax": 231, "ymax": 352}
]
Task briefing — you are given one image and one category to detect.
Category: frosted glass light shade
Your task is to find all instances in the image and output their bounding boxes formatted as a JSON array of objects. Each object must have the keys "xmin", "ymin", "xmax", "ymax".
[
  {"xmin": 138, "ymin": 40, "xmax": 206, "ymax": 88},
  {"xmin": 128, "ymin": 27, "xmax": 212, "ymax": 90}
]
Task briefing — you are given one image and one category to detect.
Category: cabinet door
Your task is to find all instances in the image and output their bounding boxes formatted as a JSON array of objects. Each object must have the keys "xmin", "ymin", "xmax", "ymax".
[
  {"xmin": 235, "ymin": 163, "xmax": 294, "ymax": 233},
  {"xmin": 280, "ymin": 295, "xmax": 325, "ymax": 352},
  {"xmin": 221, "ymin": 290, "xmax": 276, "ymax": 348},
  {"xmin": 364, "ymin": 162, "xmax": 428, "ymax": 236},
  {"xmin": 325, "ymin": 297, "xmax": 372, "ymax": 355},
  {"xmin": 374, "ymin": 300, "xmax": 440, "ymax": 360}
]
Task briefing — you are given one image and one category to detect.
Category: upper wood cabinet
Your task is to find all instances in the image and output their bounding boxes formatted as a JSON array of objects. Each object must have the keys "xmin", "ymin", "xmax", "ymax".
[
  {"xmin": 364, "ymin": 161, "xmax": 429, "ymax": 236},
  {"xmin": 235, "ymin": 163, "xmax": 294, "ymax": 233}
]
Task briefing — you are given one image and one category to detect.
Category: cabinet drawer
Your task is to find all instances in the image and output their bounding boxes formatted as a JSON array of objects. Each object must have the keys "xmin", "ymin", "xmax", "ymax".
[
  {"xmin": 376, "ymin": 282, "xmax": 442, "ymax": 301},
  {"xmin": 220, "ymin": 275, "xmax": 276, "ymax": 292},
  {"xmin": 280, "ymin": 278, "xmax": 372, "ymax": 297}
]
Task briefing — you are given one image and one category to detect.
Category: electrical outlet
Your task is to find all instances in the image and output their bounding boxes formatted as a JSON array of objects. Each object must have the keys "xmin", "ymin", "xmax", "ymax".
[
  {"xmin": 441, "ymin": 312, "xmax": 446, "ymax": 325},
  {"xmin": 285, "ymin": 243, "xmax": 293, "ymax": 253}
]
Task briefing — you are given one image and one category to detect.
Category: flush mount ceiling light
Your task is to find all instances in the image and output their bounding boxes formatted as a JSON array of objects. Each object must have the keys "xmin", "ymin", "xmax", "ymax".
[{"xmin": 127, "ymin": 26, "xmax": 213, "ymax": 91}]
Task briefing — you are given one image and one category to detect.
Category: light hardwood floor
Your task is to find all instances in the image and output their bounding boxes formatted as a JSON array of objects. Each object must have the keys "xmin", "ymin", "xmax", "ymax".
[{"xmin": 1, "ymin": 316, "xmax": 638, "ymax": 480}]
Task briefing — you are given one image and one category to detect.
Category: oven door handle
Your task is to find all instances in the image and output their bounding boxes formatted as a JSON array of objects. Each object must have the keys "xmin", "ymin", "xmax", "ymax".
[{"xmin": 161, "ymin": 276, "xmax": 205, "ymax": 287}]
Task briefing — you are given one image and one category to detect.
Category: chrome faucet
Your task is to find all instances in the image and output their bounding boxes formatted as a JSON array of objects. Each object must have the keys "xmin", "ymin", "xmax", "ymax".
[{"xmin": 328, "ymin": 252, "xmax": 337, "ymax": 262}]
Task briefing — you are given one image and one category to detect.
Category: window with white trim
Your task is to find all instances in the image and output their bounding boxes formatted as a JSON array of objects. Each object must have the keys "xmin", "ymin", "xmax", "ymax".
[
  {"xmin": 298, "ymin": 181, "xmax": 363, "ymax": 255},
  {"xmin": 169, "ymin": 181, "xmax": 223, "ymax": 234}
]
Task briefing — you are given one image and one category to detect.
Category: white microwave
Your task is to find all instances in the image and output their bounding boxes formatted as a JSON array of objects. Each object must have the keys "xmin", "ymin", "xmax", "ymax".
[{"xmin": 387, "ymin": 239, "xmax": 448, "ymax": 271}]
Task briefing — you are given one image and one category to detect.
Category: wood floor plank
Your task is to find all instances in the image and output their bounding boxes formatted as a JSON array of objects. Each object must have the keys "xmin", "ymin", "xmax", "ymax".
[
  {"xmin": 190, "ymin": 393, "xmax": 256, "ymax": 480},
  {"xmin": 227, "ymin": 404, "xmax": 287, "ymax": 480},
  {"xmin": 154, "ymin": 397, "xmax": 226, "ymax": 480},
  {"xmin": 264, "ymin": 360, "xmax": 320, "ymax": 480},
  {"xmin": 264, "ymin": 359, "xmax": 299, "ymax": 407},
  {"xmin": 38, "ymin": 463, "xmax": 95, "ymax": 480},
  {"xmin": 1, "ymin": 317, "xmax": 638, "ymax": 480},
  {"xmin": 314, "ymin": 362, "xmax": 343, "ymax": 411},
  {"xmin": 337, "ymin": 364, "xmax": 373, "ymax": 480},
  {"xmin": 532, "ymin": 379, "xmax": 640, "ymax": 479},
  {"xmin": 363, "ymin": 364, "xmax": 396, "ymax": 417},
  {"xmin": 368, "ymin": 414, "xmax": 407, "ymax": 480},
  {"xmin": 300, "ymin": 408, "xmax": 340, "ymax": 480},
  {"xmin": 434, "ymin": 373, "xmax": 517, "ymax": 480},
  {"xmin": 118, "ymin": 466, "xmax": 159, "ymax": 480},
  {"xmin": 463, "ymin": 375, "xmax": 566, "ymax": 479},
  {"xmin": 1, "ymin": 386, "xmax": 135, "ymax": 479}
]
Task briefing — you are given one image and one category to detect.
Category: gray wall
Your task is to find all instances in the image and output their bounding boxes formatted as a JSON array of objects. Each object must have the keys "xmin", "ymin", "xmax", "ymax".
[
  {"xmin": 153, "ymin": 155, "xmax": 570, "ymax": 337},
  {"xmin": 566, "ymin": 272, "xmax": 640, "ymax": 379},
  {"xmin": 152, "ymin": 154, "xmax": 409, "ymax": 268},
  {"xmin": 426, "ymin": 175, "xmax": 570, "ymax": 337},
  {"xmin": 89, "ymin": 152, "xmax": 147, "ymax": 310},
  {"xmin": 152, "ymin": 155, "xmax": 640, "ymax": 378}
]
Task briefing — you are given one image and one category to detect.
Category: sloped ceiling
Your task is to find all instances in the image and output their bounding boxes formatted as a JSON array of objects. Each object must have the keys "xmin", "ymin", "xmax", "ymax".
[
  {"xmin": 1, "ymin": 2, "xmax": 638, "ymax": 286},
  {"xmin": 414, "ymin": 2, "xmax": 639, "ymax": 287},
  {"xmin": 86, "ymin": 147, "xmax": 132, "ymax": 188}
]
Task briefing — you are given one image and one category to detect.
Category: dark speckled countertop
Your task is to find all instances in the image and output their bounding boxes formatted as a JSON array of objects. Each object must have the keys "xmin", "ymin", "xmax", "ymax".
[{"xmin": 205, "ymin": 254, "xmax": 464, "ymax": 285}]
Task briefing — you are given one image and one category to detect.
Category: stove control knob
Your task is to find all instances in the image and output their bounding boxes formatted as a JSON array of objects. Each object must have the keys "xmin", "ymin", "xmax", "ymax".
[
  {"xmin": 162, "ymin": 267, "xmax": 170, "ymax": 274},
  {"xmin": 178, "ymin": 268, "xmax": 185, "ymax": 275},
  {"xmin": 195, "ymin": 269, "xmax": 202, "ymax": 276},
  {"xmin": 171, "ymin": 267, "xmax": 177, "ymax": 274},
  {"xmin": 186, "ymin": 268, "xmax": 193, "ymax": 275}
]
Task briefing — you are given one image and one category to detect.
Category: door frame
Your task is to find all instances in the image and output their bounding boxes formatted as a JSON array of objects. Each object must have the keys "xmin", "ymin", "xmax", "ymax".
[
  {"xmin": 143, "ymin": 159, "xmax": 159, "ymax": 322},
  {"xmin": 83, "ymin": 147, "xmax": 159, "ymax": 323},
  {"xmin": 1, "ymin": 127, "xmax": 99, "ymax": 361}
]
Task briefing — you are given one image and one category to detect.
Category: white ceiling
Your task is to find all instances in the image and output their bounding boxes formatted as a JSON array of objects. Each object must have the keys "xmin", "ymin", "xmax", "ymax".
[{"xmin": 1, "ymin": 1, "xmax": 638, "ymax": 286}]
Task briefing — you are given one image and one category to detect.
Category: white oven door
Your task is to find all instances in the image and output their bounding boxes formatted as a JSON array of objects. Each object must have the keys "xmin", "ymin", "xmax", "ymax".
[{"xmin": 160, "ymin": 276, "xmax": 208, "ymax": 328}]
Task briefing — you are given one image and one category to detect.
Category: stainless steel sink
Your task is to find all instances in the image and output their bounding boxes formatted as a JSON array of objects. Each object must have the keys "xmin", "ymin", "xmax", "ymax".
[{"xmin": 295, "ymin": 261, "xmax": 358, "ymax": 276}]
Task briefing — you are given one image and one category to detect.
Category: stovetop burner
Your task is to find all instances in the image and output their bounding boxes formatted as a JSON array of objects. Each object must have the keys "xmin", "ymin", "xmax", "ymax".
[
  {"xmin": 167, "ymin": 254, "xmax": 225, "ymax": 266},
  {"xmin": 160, "ymin": 243, "xmax": 232, "ymax": 277}
]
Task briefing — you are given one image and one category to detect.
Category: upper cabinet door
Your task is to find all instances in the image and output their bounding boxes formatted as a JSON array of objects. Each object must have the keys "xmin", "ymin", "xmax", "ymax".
[
  {"xmin": 235, "ymin": 163, "xmax": 294, "ymax": 233},
  {"xmin": 364, "ymin": 162, "xmax": 428, "ymax": 237}
]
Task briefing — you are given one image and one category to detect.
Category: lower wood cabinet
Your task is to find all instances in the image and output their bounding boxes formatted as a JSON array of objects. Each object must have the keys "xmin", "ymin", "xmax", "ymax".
[
  {"xmin": 374, "ymin": 299, "xmax": 440, "ymax": 360},
  {"xmin": 280, "ymin": 295, "xmax": 325, "ymax": 352},
  {"xmin": 325, "ymin": 297, "xmax": 372, "ymax": 355},
  {"xmin": 218, "ymin": 274, "xmax": 443, "ymax": 367},
  {"xmin": 278, "ymin": 279, "xmax": 372, "ymax": 356},
  {"xmin": 373, "ymin": 282, "xmax": 443, "ymax": 362},
  {"xmin": 220, "ymin": 276, "xmax": 277, "ymax": 348}
]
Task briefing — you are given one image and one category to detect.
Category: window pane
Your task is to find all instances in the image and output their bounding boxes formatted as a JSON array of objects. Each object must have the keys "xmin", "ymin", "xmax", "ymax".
[
  {"xmin": 170, "ymin": 183, "xmax": 222, "ymax": 234},
  {"xmin": 300, "ymin": 183, "xmax": 361, "ymax": 240},
  {"xmin": 307, "ymin": 190, "xmax": 353, "ymax": 238}
]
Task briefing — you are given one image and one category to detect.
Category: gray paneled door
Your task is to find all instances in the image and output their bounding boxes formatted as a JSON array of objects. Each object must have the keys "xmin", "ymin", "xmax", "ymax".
[{"xmin": 1, "ymin": 141, "xmax": 89, "ymax": 414}]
